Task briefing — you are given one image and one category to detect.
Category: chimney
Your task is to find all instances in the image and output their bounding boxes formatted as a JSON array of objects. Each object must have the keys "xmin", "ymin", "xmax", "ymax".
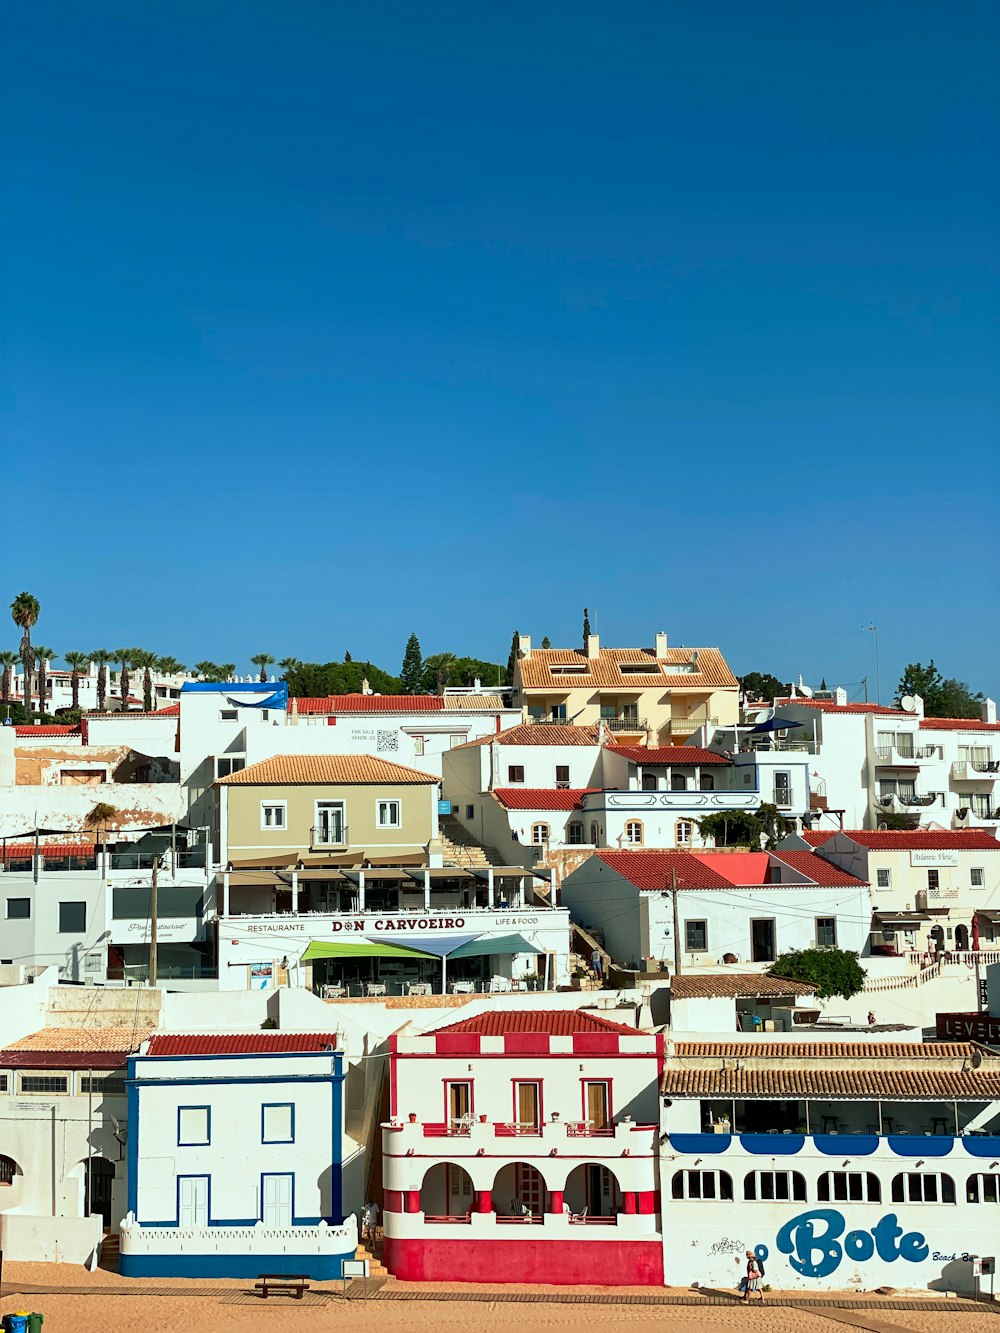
[
  {"xmin": 586, "ymin": 633, "xmax": 600, "ymax": 660},
  {"xmin": 834, "ymin": 687, "xmax": 848, "ymax": 706},
  {"xmin": 361, "ymin": 676, "xmax": 372, "ymax": 695},
  {"xmin": 984, "ymin": 697, "xmax": 997, "ymax": 726},
  {"xmin": 473, "ymin": 677, "xmax": 481, "ymax": 691},
  {"xmin": 912, "ymin": 693, "xmax": 924, "ymax": 719},
  {"xmin": 654, "ymin": 631, "xmax": 668, "ymax": 657},
  {"xmin": 517, "ymin": 634, "xmax": 532, "ymax": 659}
]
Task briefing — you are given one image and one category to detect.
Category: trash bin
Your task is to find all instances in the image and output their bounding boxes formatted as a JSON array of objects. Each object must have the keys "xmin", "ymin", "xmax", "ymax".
[
  {"xmin": 27, "ymin": 1316, "xmax": 44, "ymax": 1333},
  {"xmin": 6, "ymin": 1314, "xmax": 29, "ymax": 1333}
]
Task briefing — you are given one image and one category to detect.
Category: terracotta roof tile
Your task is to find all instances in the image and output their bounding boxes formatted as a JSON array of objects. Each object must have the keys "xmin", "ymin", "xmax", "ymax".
[
  {"xmin": 518, "ymin": 647, "xmax": 738, "ymax": 692},
  {"xmin": 3, "ymin": 1026, "xmax": 153, "ymax": 1066},
  {"xmin": 838, "ymin": 830, "xmax": 1000, "ymax": 851},
  {"xmin": 661, "ymin": 1068, "xmax": 1000, "ymax": 1099},
  {"xmin": 797, "ymin": 831, "xmax": 836, "ymax": 846},
  {"xmin": 14, "ymin": 725, "xmax": 79, "ymax": 736},
  {"xmin": 776, "ymin": 697, "xmax": 905, "ymax": 716},
  {"xmin": 594, "ymin": 849, "xmax": 866, "ymax": 890},
  {"xmin": 771, "ymin": 850, "xmax": 869, "ymax": 886},
  {"xmin": 146, "ymin": 1032, "xmax": 339, "ymax": 1056},
  {"xmin": 671, "ymin": 1041, "xmax": 970, "ymax": 1059},
  {"xmin": 596, "ymin": 850, "xmax": 741, "ymax": 890},
  {"xmin": 217, "ymin": 754, "xmax": 438, "ymax": 785},
  {"xmin": 493, "ymin": 787, "xmax": 595, "ymax": 810},
  {"xmin": 920, "ymin": 717, "xmax": 1000, "ymax": 732},
  {"xmin": 669, "ymin": 974, "xmax": 818, "ymax": 999},
  {"xmin": 434, "ymin": 1009, "xmax": 641, "ymax": 1036},
  {"xmin": 1, "ymin": 841, "xmax": 96, "ymax": 863},
  {"xmin": 441, "ymin": 695, "xmax": 509, "ymax": 711},
  {"xmin": 455, "ymin": 724, "xmax": 599, "ymax": 749},
  {"xmin": 296, "ymin": 694, "xmax": 445, "ymax": 713},
  {"xmin": 605, "ymin": 745, "xmax": 732, "ymax": 766}
]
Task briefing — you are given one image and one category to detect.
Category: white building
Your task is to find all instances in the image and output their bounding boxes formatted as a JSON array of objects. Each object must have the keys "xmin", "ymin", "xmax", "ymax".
[
  {"xmin": 120, "ymin": 1030, "xmax": 358, "ymax": 1278},
  {"xmin": 561, "ymin": 849, "xmax": 870, "ymax": 971}
]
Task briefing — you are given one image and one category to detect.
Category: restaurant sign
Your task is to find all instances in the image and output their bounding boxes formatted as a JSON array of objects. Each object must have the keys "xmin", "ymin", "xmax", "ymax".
[{"xmin": 910, "ymin": 851, "xmax": 959, "ymax": 869}]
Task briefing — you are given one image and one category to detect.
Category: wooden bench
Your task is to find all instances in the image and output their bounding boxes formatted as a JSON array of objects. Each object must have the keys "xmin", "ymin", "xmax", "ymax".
[{"xmin": 254, "ymin": 1273, "xmax": 310, "ymax": 1299}]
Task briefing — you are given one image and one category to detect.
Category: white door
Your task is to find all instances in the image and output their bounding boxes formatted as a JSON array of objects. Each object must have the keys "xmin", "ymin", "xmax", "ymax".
[
  {"xmin": 262, "ymin": 1173, "xmax": 293, "ymax": 1227},
  {"xmin": 178, "ymin": 1176, "xmax": 208, "ymax": 1228}
]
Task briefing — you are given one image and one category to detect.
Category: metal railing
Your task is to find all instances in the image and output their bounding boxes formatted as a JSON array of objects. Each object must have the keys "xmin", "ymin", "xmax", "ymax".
[
  {"xmin": 108, "ymin": 964, "xmax": 218, "ymax": 981},
  {"xmin": 310, "ymin": 824, "xmax": 349, "ymax": 847},
  {"xmin": 951, "ymin": 759, "xmax": 999, "ymax": 779},
  {"xmin": 604, "ymin": 717, "xmax": 647, "ymax": 732}
]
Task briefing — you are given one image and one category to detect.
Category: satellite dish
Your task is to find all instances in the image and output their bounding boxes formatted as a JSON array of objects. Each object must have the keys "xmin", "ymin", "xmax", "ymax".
[
  {"xmin": 971, "ymin": 1050, "xmax": 984, "ymax": 1069},
  {"xmin": 754, "ymin": 710, "xmax": 773, "ymax": 725},
  {"xmin": 797, "ymin": 675, "xmax": 815, "ymax": 699},
  {"xmin": 900, "ymin": 695, "xmax": 916, "ymax": 713}
]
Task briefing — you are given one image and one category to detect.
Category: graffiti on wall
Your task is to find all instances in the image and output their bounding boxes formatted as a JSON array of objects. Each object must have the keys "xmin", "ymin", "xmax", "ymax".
[{"xmin": 772, "ymin": 1210, "xmax": 929, "ymax": 1279}]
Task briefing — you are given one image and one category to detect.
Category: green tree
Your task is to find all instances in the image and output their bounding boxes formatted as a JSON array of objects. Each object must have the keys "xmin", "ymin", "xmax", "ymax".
[
  {"xmin": 895, "ymin": 661, "xmax": 983, "ymax": 719},
  {"xmin": 85, "ymin": 801, "xmax": 119, "ymax": 859},
  {"xmin": 540, "ymin": 636, "xmax": 551, "ymax": 649},
  {"xmin": 156, "ymin": 656, "xmax": 185, "ymax": 675},
  {"xmin": 34, "ymin": 646, "xmax": 56, "ymax": 718},
  {"xmin": 113, "ymin": 648, "xmax": 134, "ymax": 712},
  {"xmin": 278, "ymin": 657, "xmax": 302, "ymax": 681},
  {"xmin": 0, "ymin": 650, "xmax": 18, "ymax": 704},
  {"xmin": 739, "ymin": 671, "xmax": 789, "ymax": 702},
  {"xmin": 194, "ymin": 660, "xmax": 221, "ymax": 681},
  {"xmin": 582, "ymin": 607, "xmax": 591, "ymax": 646},
  {"xmin": 91, "ymin": 648, "xmax": 112, "ymax": 711},
  {"xmin": 506, "ymin": 629, "xmax": 520, "ymax": 686},
  {"xmin": 251, "ymin": 653, "xmax": 275, "ymax": 683},
  {"xmin": 400, "ymin": 633, "xmax": 424, "ymax": 693},
  {"xmin": 219, "ymin": 663, "xmax": 235, "ymax": 681},
  {"xmin": 768, "ymin": 947, "xmax": 865, "ymax": 1001},
  {"xmin": 696, "ymin": 810, "xmax": 767, "ymax": 848},
  {"xmin": 10, "ymin": 592, "xmax": 40, "ymax": 717},
  {"xmin": 64, "ymin": 652, "xmax": 91, "ymax": 711},
  {"xmin": 344, "ymin": 650, "xmax": 352, "ymax": 663},
  {"xmin": 131, "ymin": 650, "xmax": 157, "ymax": 712},
  {"xmin": 282, "ymin": 659, "xmax": 400, "ymax": 698}
]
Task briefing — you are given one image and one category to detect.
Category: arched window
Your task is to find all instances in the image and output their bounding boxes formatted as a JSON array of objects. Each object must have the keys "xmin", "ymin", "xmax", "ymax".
[
  {"xmin": 966, "ymin": 1174, "xmax": 1000, "ymax": 1204},
  {"xmin": 531, "ymin": 823, "xmax": 550, "ymax": 845},
  {"xmin": 744, "ymin": 1170, "xmax": 806, "ymax": 1202},
  {"xmin": 589, "ymin": 821, "xmax": 600, "ymax": 845},
  {"xmin": 670, "ymin": 773, "xmax": 688, "ymax": 791},
  {"xmin": 0, "ymin": 1155, "xmax": 18, "ymax": 1187},
  {"xmin": 818, "ymin": 1171, "xmax": 880, "ymax": 1203},
  {"xmin": 671, "ymin": 1169, "xmax": 733, "ymax": 1201},
  {"xmin": 675, "ymin": 820, "xmax": 693, "ymax": 846},
  {"xmin": 641, "ymin": 773, "xmax": 657, "ymax": 791},
  {"xmin": 624, "ymin": 820, "xmax": 643, "ymax": 846},
  {"xmin": 891, "ymin": 1172, "xmax": 955, "ymax": 1204},
  {"xmin": 700, "ymin": 773, "xmax": 715, "ymax": 790}
]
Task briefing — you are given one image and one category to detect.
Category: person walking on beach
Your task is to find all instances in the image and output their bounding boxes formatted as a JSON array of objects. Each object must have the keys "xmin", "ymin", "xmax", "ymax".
[{"xmin": 742, "ymin": 1250, "xmax": 763, "ymax": 1303}]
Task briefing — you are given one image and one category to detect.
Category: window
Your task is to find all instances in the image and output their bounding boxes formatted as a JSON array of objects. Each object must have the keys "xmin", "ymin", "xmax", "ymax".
[
  {"xmin": 700, "ymin": 773, "xmax": 714, "ymax": 791},
  {"xmin": 507, "ymin": 766, "xmax": 525, "ymax": 783},
  {"xmin": 675, "ymin": 820, "xmax": 693, "ymax": 846},
  {"xmin": 531, "ymin": 823, "xmax": 550, "ymax": 845},
  {"xmin": 514, "ymin": 1081, "xmax": 541, "ymax": 1131},
  {"xmin": 376, "ymin": 799, "xmax": 401, "ymax": 829},
  {"xmin": 967, "ymin": 1174, "xmax": 1000, "ymax": 1204},
  {"xmin": 216, "ymin": 756, "xmax": 246, "ymax": 778},
  {"xmin": 177, "ymin": 1106, "xmax": 211, "ymax": 1146},
  {"xmin": 670, "ymin": 773, "xmax": 688, "ymax": 791},
  {"xmin": 219, "ymin": 709, "xmax": 238, "ymax": 721},
  {"xmin": 260, "ymin": 801, "xmax": 287, "ymax": 830},
  {"xmin": 970, "ymin": 794, "xmax": 994, "ymax": 818},
  {"xmin": 773, "ymin": 771, "xmax": 792, "ymax": 807},
  {"xmin": 891, "ymin": 1172, "xmax": 955, "ymax": 1204},
  {"xmin": 685, "ymin": 920, "xmax": 708, "ymax": 952},
  {"xmin": 744, "ymin": 1171, "xmax": 806, "ymax": 1202},
  {"xmin": 555, "ymin": 765, "xmax": 570, "ymax": 785},
  {"xmin": 447, "ymin": 1081, "xmax": 473, "ymax": 1130},
  {"xmin": 624, "ymin": 820, "xmax": 643, "ymax": 846},
  {"xmin": 927, "ymin": 870, "xmax": 940, "ymax": 891},
  {"xmin": 314, "ymin": 800, "xmax": 345, "ymax": 844},
  {"xmin": 58, "ymin": 902, "xmax": 86, "ymax": 933},
  {"xmin": 642, "ymin": 773, "xmax": 658, "ymax": 790},
  {"xmin": 262, "ymin": 1103, "xmax": 295, "ymax": 1144},
  {"xmin": 816, "ymin": 917, "xmax": 837, "ymax": 948},
  {"xmin": 80, "ymin": 1074, "xmax": 126, "ymax": 1096},
  {"xmin": 449, "ymin": 734, "xmax": 464, "ymax": 748},
  {"xmin": 568, "ymin": 822, "xmax": 584, "ymax": 845},
  {"xmin": 0, "ymin": 1155, "xmax": 16, "ymax": 1186},
  {"xmin": 876, "ymin": 868, "xmax": 891, "ymax": 889},
  {"xmin": 671, "ymin": 1170, "xmax": 733, "ymax": 1201},
  {"xmin": 589, "ymin": 821, "xmax": 600, "ymax": 844},
  {"xmin": 465, "ymin": 805, "xmax": 474, "ymax": 819},
  {"xmin": 818, "ymin": 1172, "xmax": 881, "ymax": 1203},
  {"xmin": 6, "ymin": 899, "xmax": 30, "ymax": 920},
  {"xmin": 413, "ymin": 736, "xmax": 425, "ymax": 756},
  {"xmin": 20, "ymin": 1075, "xmax": 68, "ymax": 1094}
]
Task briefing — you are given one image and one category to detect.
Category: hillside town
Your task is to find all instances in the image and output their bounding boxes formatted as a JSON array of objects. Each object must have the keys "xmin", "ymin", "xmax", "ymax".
[{"xmin": 2, "ymin": 604, "xmax": 999, "ymax": 1311}]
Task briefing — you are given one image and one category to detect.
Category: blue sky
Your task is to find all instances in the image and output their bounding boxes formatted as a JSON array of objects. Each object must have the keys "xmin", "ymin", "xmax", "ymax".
[{"xmin": 2, "ymin": 1, "xmax": 997, "ymax": 698}]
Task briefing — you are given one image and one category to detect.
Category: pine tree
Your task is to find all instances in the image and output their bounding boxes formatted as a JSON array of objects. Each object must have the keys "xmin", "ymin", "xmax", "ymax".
[
  {"xmin": 506, "ymin": 630, "xmax": 520, "ymax": 686},
  {"xmin": 582, "ymin": 607, "xmax": 591, "ymax": 646},
  {"xmin": 344, "ymin": 650, "xmax": 352, "ymax": 663},
  {"xmin": 400, "ymin": 633, "xmax": 423, "ymax": 693},
  {"xmin": 541, "ymin": 636, "xmax": 551, "ymax": 649}
]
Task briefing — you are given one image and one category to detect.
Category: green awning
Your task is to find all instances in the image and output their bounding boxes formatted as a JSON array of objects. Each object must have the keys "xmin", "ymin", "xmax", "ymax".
[
  {"xmin": 300, "ymin": 940, "xmax": 436, "ymax": 962},
  {"xmin": 447, "ymin": 933, "xmax": 542, "ymax": 959}
]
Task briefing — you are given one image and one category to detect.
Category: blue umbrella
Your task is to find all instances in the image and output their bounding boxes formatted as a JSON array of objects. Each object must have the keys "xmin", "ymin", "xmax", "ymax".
[{"xmin": 751, "ymin": 716, "xmax": 804, "ymax": 733}]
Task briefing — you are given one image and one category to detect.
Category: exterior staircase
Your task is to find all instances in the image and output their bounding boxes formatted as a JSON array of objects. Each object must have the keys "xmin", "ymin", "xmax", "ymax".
[
  {"xmin": 99, "ymin": 1230, "xmax": 120, "ymax": 1271},
  {"xmin": 438, "ymin": 815, "xmax": 506, "ymax": 869},
  {"xmin": 354, "ymin": 1239, "xmax": 389, "ymax": 1277}
]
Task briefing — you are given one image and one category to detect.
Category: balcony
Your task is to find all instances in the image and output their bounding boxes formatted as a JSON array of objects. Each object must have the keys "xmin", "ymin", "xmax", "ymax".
[
  {"xmin": 951, "ymin": 760, "xmax": 999, "ymax": 782},
  {"xmin": 586, "ymin": 789, "xmax": 760, "ymax": 813},
  {"xmin": 310, "ymin": 824, "xmax": 349, "ymax": 849},
  {"xmin": 604, "ymin": 717, "xmax": 648, "ymax": 733},
  {"xmin": 874, "ymin": 745, "xmax": 935, "ymax": 765},
  {"xmin": 915, "ymin": 888, "xmax": 959, "ymax": 909},
  {"xmin": 876, "ymin": 792, "xmax": 940, "ymax": 811}
]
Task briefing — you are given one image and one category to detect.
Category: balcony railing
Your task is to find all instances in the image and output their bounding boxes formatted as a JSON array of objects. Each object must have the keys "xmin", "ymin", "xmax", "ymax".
[
  {"xmin": 874, "ymin": 745, "xmax": 936, "ymax": 763},
  {"xmin": 604, "ymin": 717, "xmax": 647, "ymax": 732},
  {"xmin": 951, "ymin": 760, "xmax": 999, "ymax": 781},
  {"xmin": 310, "ymin": 824, "xmax": 349, "ymax": 848}
]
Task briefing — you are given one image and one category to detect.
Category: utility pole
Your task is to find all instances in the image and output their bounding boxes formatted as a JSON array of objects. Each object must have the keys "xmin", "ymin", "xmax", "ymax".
[
  {"xmin": 671, "ymin": 866, "xmax": 682, "ymax": 976},
  {"xmin": 862, "ymin": 625, "xmax": 881, "ymax": 705},
  {"xmin": 149, "ymin": 854, "xmax": 158, "ymax": 987}
]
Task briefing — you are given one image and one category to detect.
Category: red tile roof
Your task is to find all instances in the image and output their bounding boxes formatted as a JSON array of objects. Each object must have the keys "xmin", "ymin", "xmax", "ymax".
[
  {"xmin": 518, "ymin": 646, "xmax": 738, "ymax": 691},
  {"xmin": 596, "ymin": 850, "xmax": 736, "ymax": 889},
  {"xmin": 771, "ymin": 849, "xmax": 869, "ymax": 886},
  {"xmin": 296, "ymin": 694, "xmax": 445, "ymax": 714},
  {"xmin": 673, "ymin": 1041, "xmax": 965, "ymax": 1058},
  {"xmin": 217, "ymin": 754, "xmax": 437, "ymax": 785},
  {"xmin": 433, "ymin": 1009, "xmax": 641, "ymax": 1037},
  {"xmin": 776, "ymin": 698, "xmax": 903, "ymax": 716},
  {"xmin": 145, "ymin": 1032, "xmax": 339, "ymax": 1057},
  {"xmin": 492, "ymin": 787, "xmax": 595, "ymax": 810},
  {"xmin": 1, "ymin": 841, "xmax": 96, "ymax": 863},
  {"xmin": 920, "ymin": 717, "xmax": 1000, "ymax": 732},
  {"xmin": 2, "ymin": 1025, "xmax": 152, "ymax": 1069},
  {"xmin": 14, "ymin": 725, "xmax": 79, "ymax": 736},
  {"xmin": 838, "ymin": 830, "xmax": 1000, "ymax": 851},
  {"xmin": 594, "ymin": 849, "xmax": 867, "ymax": 890},
  {"xmin": 797, "ymin": 830, "xmax": 836, "ymax": 846},
  {"xmin": 455, "ymin": 724, "xmax": 599, "ymax": 749},
  {"xmin": 605, "ymin": 745, "xmax": 731, "ymax": 766},
  {"xmin": 669, "ymin": 974, "xmax": 818, "ymax": 999}
]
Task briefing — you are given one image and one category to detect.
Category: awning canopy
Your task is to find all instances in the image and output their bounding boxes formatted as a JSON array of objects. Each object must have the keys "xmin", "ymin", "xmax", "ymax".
[
  {"xmin": 751, "ymin": 716, "xmax": 804, "ymax": 733},
  {"xmin": 873, "ymin": 911, "xmax": 931, "ymax": 924},
  {"xmin": 447, "ymin": 933, "xmax": 542, "ymax": 959},
  {"xmin": 300, "ymin": 940, "xmax": 436, "ymax": 962},
  {"xmin": 976, "ymin": 909, "xmax": 1000, "ymax": 924}
]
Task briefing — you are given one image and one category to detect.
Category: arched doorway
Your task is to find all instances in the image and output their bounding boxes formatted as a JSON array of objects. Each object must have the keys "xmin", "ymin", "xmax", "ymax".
[
  {"xmin": 954, "ymin": 923, "xmax": 969, "ymax": 951},
  {"xmin": 84, "ymin": 1157, "xmax": 116, "ymax": 1225},
  {"xmin": 641, "ymin": 774, "xmax": 657, "ymax": 791},
  {"xmin": 420, "ymin": 1162, "xmax": 474, "ymax": 1221},
  {"xmin": 563, "ymin": 1162, "xmax": 621, "ymax": 1221},
  {"xmin": 930, "ymin": 924, "xmax": 945, "ymax": 954},
  {"xmin": 0, "ymin": 1154, "xmax": 21, "ymax": 1190},
  {"xmin": 492, "ymin": 1162, "xmax": 546, "ymax": 1219}
]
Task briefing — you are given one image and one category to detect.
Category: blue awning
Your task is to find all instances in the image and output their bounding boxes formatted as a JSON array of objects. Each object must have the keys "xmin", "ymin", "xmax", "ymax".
[{"xmin": 751, "ymin": 716, "xmax": 803, "ymax": 733}]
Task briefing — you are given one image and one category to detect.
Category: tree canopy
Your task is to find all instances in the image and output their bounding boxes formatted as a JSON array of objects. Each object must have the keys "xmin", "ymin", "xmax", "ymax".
[
  {"xmin": 739, "ymin": 671, "xmax": 789, "ymax": 702},
  {"xmin": 697, "ymin": 804, "xmax": 793, "ymax": 850},
  {"xmin": 895, "ymin": 661, "xmax": 984, "ymax": 719},
  {"xmin": 282, "ymin": 659, "xmax": 401, "ymax": 698},
  {"xmin": 400, "ymin": 633, "xmax": 423, "ymax": 693},
  {"xmin": 768, "ymin": 947, "xmax": 865, "ymax": 1000}
]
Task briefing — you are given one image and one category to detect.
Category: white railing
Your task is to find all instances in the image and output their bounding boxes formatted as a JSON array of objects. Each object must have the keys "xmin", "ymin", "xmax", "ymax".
[
  {"xmin": 119, "ymin": 1213, "xmax": 357, "ymax": 1258},
  {"xmin": 863, "ymin": 960, "xmax": 942, "ymax": 992}
]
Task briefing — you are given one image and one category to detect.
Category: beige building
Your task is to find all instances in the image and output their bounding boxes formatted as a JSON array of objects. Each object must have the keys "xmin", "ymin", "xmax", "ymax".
[
  {"xmin": 215, "ymin": 754, "xmax": 439, "ymax": 866},
  {"xmin": 511, "ymin": 631, "xmax": 739, "ymax": 742}
]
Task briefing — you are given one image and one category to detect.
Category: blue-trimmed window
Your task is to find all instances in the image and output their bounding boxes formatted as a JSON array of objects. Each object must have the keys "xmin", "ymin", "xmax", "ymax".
[
  {"xmin": 177, "ymin": 1105, "xmax": 211, "ymax": 1146},
  {"xmin": 261, "ymin": 1102, "xmax": 295, "ymax": 1145}
]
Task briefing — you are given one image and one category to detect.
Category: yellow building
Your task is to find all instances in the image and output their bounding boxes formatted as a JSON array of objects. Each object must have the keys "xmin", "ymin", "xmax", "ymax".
[
  {"xmin": 511, "ymin": 631, "xmax": 739, "ymax": 743},
  {"xmin": 215, "ymin": 754, "xmax": 439, "ymax": 865}
]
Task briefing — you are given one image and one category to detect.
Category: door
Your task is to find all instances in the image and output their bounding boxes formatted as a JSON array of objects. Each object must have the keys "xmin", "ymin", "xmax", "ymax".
[
  {"xmin": 516, "ymin": 1081, "xmax": 540, "ymax": 1131},
  {"xmin": 315, "ymin": 801, "xmax": 345, "ymax": 845},
  {"xmin": 515, "ymin": 1163, "xmax": 545, "ymax": 1215},
  {"xmin": 262, "ymin": 1173, "xmax": 293, "ymax": 1228},
  {"xmin": 585, "ymin": 1164, "xmax": 615, "ymax": 1216},
  {"xmin": 85, "ymin": 1157, "xmax": 115, "ymax": 1225},
  {"xmin": 773, "ymin": 771, "xmax": 791, "ymax": 807},
  {"xmin": 751, "ymin": 919, "xmax": 776, "ymax": 963},
  {"xmin": 178, "ymin": 1176, "xmax": 208, "ymax": 1228},
  {"xmin": 584, "ymin": 1080, "xmax": 610, "ymax": 1131},
  {"xmin": 447, "ymin": 1164, "xmax": 473, "ymax": 1215},
  {"xmin": 448, "ymin": 1081, "xmax": 472, "ymax": 1131}
]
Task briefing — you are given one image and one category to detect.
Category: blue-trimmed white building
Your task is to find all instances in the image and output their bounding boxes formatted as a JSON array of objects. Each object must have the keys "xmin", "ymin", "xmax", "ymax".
[{"xmin": 120, "ymin": 1031, "xmax": 357, "ymax": 1278}]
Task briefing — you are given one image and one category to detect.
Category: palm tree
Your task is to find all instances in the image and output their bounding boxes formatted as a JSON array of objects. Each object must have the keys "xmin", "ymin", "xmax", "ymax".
[
  {"xmin": 91, "ymin": 648, "xmax": 112, "ymax": 711},
  {"xmin": 219, "ymin": 663, "xmax": 235, "ymax": 681},
  {"xmin": 64, "ymin": 653, "xmax": 91, "ymax": 711},
  {"xmin": 113, "ymin": 648, "xmax": 134, "ymax": 712},
  {"xmin": 156, "ymin": 655, "xmax": 185, "ymax": 675},
  {"xmin": 131, "ymin": 649, "xmax": 157, "ymax": 712},
  {"xmin": 194, "ymin": 660, "xmax": 220, "ymax": 680},
  {"xmin": 0, "ymin": 651, "xmax": 17, "ymax": 705},
  {"xmin": 34, "ymin": 646, "xmax": 56, "ymax": 718},
  {"xmin": 84, "ymin": 801, "xmax": 119, "ymax": 861},
  {"xmin": 251, "ymin": 653, "xmax": 275, "ymax": 683},
  {"xmin": 10, "ymin": 592, "xmax": 40, "ymax": 717},
  {"xmin": 279, "ymin": 657, "xmax": 302, "ymax": 681}
]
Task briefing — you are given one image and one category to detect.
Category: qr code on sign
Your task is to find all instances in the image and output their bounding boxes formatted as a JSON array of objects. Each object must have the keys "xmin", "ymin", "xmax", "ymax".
[{"xmin": 377, "ymin": 730, "xmax": 399, "ymax": 752}]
